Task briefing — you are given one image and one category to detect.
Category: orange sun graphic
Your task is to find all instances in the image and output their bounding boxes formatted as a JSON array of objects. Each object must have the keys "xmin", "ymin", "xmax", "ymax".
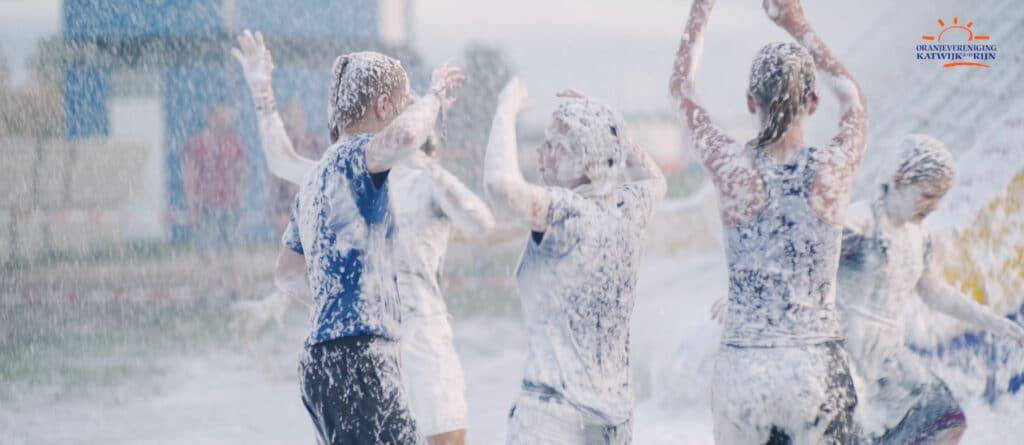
[{"xmin": 922, "ymin": 16, "xmax": 992, "ymax": 68}]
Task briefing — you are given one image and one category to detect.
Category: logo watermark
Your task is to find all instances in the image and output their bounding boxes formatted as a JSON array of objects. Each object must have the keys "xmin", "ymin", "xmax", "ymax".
[{"xmin": 916, "ymin": 17, "xmax": 996, "ymax": 69}]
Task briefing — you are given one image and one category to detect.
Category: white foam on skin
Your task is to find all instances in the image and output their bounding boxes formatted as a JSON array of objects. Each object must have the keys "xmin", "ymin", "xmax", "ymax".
[{"xmin": 764, "ymin": 0, "xmax": 781, "ymax": 20}]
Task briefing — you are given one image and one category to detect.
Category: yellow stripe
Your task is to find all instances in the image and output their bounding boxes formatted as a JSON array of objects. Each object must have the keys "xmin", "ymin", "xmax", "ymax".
[{"xmin": 939, "ymin": 171, "xmax": 1024, "ymax": 305}]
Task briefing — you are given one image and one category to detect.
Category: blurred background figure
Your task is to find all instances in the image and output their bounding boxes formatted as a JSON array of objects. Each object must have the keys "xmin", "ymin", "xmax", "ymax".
[{"xmin": 181, "ymin": 102, "xmax": 246, "ymax": 255}]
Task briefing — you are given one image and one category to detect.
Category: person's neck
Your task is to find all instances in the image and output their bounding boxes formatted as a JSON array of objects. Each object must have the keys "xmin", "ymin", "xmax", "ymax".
[
  {"xmin": 343, "ymin": 118, "xmax": 385, "ymax": 137},
  {"xmin": 762, "ymin": 121, "xmax": 806, "ymax": 163},
  {"xmin": 877, "ymin": 185, "xmax": 913, "ymax": 228}
]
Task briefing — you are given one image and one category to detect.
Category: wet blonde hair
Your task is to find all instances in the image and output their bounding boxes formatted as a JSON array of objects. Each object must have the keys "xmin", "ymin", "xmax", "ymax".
[
  {"xmin": 328, "ymin": 51, "xmax": 408, "ymax": 141},
  {"xmin": 747, "ymin": 42, "xmax": 817, "ymax": 149},
  {"xmin": 892, "ymin": 134, "xmax": 955, "ymax": 189}
]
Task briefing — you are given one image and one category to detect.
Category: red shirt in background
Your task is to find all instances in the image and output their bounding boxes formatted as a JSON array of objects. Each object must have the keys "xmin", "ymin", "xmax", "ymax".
[{"xmin": 182, "ymin": 130, "xmax": 246, "ymax": 210}]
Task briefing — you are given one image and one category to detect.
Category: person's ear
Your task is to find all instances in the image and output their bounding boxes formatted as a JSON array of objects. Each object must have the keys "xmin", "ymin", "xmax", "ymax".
[
  {"xmin": 374, "ymin": 95, "xmax": 391, "ymax": 121},
  {"xmin": 807, "ymin": 91, "xmax": 819, "ymax": 116},
  {"xmin": 746, "ymin": 93, "xmax": 757, "ymax": 114}
]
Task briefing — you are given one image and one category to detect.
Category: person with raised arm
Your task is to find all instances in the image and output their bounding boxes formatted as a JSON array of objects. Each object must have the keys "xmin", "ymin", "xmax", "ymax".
[
  {"xmin": 837, "ymin": 135, "xmax": 1024, "ymax": 444},
  {"xmin": 484, "ymin": 79, "xmax": 665, "ymax": 444},
  {"xmin": 671, "ymin": 0, "xmax": 867, "ymax": 442},
  {"xmin": 233, "ymin": 30, "xmax": 493, "ymax": 445}
]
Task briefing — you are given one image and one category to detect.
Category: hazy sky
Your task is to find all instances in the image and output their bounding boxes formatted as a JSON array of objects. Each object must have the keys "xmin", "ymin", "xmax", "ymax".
[{"xmin": 0, "ymin": 0, "xmax": 970, "ymax": 130}]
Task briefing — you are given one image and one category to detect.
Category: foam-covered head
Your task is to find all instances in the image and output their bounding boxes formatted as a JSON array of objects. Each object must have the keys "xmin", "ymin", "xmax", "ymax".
[
  {"xmin": 539, "ymin": 97, "xmax": 629, "ymax": 191},
  {"xmin": 885, "ymin": 134, "xmax": 956, "ymax": 224},
  {"xmin": 747, "ymin": 42, "xmax": 817, "ymax": 148},
  {"xmin": 892, "ymin": 134, "xmax": 956, "ymax": 189},
  {"xmin": 328, "ymin": 51, "xmax": 409, "ymax": 140}
]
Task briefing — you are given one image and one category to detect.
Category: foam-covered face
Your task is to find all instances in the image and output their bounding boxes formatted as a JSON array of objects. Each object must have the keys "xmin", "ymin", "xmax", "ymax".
[
  {"xmin": 887, "ymin": 179, "xmax": 951, "ymax": 225},
  {"xmin": 538, "ymin": 120, "xmax": 588, "ymax": 188}
]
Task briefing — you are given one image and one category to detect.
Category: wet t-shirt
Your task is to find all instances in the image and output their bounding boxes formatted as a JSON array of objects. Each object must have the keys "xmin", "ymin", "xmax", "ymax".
[
  {"xmin": 389, "ymin": 166, "xmax": 452, "ymax": 319},
  {"xmin": 283, "ymin": 134, "xmax": 400, "ymax": 346},
  {"xmin": 836, "ymin": 198, "xmax": 941, "ymax": 436},
  {"xmin": 514, "ymin": 182, "xmax": 660, "ymax": 425}
]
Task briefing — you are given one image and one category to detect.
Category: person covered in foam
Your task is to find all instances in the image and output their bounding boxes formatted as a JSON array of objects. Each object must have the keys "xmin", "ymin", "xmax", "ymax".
[
  {"xmin": 387, "ymin": 134, "xmax": 495, "ymax": 445},
  {"xmin": 837, "ymin": 135, "xmax": 1024, "ymax": 445},
  {"xmin": 233, "ymin": 29, "xmax": 468, "ymax": 444},
  {"xmin": 671, "ymin": 0, "xmax": 869, "ymax": 443},
  {"xmin": 483, "ymin": 79, "xmax": 666, "ymax": 444},
  {"xmin": 233, "ymin": 31, "xmax": 493, "ymax": 445}
]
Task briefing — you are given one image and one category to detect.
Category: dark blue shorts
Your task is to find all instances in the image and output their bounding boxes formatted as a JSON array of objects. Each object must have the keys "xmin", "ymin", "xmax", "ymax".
[{"xmin": 299, "ymin": 336, "xmax": 419, "ymax": 444}]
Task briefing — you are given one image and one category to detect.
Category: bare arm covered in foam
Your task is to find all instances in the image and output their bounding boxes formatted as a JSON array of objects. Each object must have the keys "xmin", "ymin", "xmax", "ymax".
[
  {"xmin": 917, "ymin": 261, "xmax": 1024, "ymax": 343},
  {"xmin": 256, "ymin": 112, "xmax": 317, "ymax": 185},
  {"xmin": 365, "ymin": 94, "xmax": 443, "ymax": 173},
  {"xmin": 405, "ymin": 151, "xmax": 496, "ymax": 238},
  {"xmin": 232, "ymin": 30, "xmax": 317, "ymax": 185},
  {"xmin": 275, "ymin": 247, "xmax": 312, "ymax": 307},
  {"xmin": 766, "ymin": 0, "xmax": 868, "ymax": 224},
  {"xmin": 625, "ymin": 143, "xmax": 668, "ymax": 204},
  {"xmin": 366, "ymin": 63, "xmax": 464, "ymax": 173},
  {"xmin": 483, "ymin": 78, "xmax": 551, "ymax": 232},
  {"xmin": 671, "ymin": 0, "xmax": 764, "ymax": 225}
]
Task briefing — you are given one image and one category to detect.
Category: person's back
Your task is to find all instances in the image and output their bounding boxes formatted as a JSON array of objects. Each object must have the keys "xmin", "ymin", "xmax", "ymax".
[
  {"xmin": 390, "ymin": 166, "xmax": 452, "ymax": 318},
  {"xmin": 671, "ymin": 2, "xmax": 869, "ymax": 443},
  {"xmin": 390, "ymin": 158, "xmax": 495, "ymax": 443},
  {"xmin": 722, "ymin": 146, "xmax": 843, "ymax": 348},
  {"xmin": 285, "ymin": 134, "xmax": 400, "ymax": 344}
]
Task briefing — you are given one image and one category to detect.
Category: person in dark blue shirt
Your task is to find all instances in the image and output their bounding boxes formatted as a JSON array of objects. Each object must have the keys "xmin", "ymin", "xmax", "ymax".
[{"xmin": 235, "ymin": 29, "xmax": 464, "ymax": 445}]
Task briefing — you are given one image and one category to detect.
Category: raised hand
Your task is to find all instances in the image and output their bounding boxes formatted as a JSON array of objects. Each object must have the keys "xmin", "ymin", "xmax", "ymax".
[
  {"xmin": 555, "ymin": 88, "xmax": 587, "ymax": 99},
  {"xmin": 762, "ymin": 0, "xmax": 804, "ymax": 23},
  {"xmin": 231, "ymin": 29, "xmax": 274, "ymax": 93},
  {"xmin": 429, "ymin": 61, "xmax": 465, "ymax": 110}
]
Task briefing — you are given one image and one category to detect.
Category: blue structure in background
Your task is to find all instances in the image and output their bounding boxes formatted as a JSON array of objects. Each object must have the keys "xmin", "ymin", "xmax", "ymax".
[
  {"xmin": 64, "ymin": 67, "xmax": 109, "ymax": 138},
  {"xmin": 60, "ymin": 0, "xmax": 415, "ymax": 243}
]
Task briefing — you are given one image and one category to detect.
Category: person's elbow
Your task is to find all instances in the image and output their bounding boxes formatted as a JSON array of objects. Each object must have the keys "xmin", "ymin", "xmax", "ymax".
[
  {"xmin": 472, "ymin": 210, "xmax": 497, "ymax": 238},
  {"xmin": 391, "ymin": 124, "xmax": 420, "ymax": 151},
  {"xmin": 915, "ymin": 275, "xmax": 946, "ymax": 307}
]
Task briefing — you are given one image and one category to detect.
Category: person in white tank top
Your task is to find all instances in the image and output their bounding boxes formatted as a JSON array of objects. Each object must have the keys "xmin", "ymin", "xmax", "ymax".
[{"xmin": 672, "ymin": 1, "xmax": 869, "ymax": 443}]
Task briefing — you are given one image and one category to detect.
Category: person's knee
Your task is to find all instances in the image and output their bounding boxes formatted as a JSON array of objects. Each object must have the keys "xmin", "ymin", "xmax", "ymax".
[
  {"xmin": 935, "ymin": 424, "xmax": 966, "ymax": 445},
  {"xmin": 427, "ymin": 429, "xmax": 466, "ymax": 445}
]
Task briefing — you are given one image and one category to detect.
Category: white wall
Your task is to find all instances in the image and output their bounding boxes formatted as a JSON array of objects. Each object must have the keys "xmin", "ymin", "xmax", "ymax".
[{"xmin": 108, "ymin": 96, "xmax": 168, "ymax": 242}]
